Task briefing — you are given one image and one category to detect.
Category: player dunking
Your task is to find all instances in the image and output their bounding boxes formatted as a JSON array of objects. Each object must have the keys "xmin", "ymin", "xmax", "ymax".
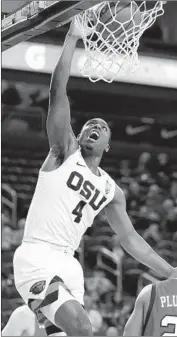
[
  {"xmin": 13, "ymin": 21, "xmax": 176, "ymax": 336},
  {"xmin": 123, "ymin": 277, "xmax": 177, "ymax": 336}
]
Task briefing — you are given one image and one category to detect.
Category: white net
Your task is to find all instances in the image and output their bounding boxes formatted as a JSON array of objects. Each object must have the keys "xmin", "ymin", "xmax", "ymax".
[{"xmin": 75, "ymin": 1, "xmax": 165, "ymax": 83}]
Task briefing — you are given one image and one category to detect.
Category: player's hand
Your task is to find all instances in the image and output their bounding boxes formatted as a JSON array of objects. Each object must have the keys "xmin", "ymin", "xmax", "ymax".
[
  {"xmin": 69, "ymin": 18, "xmax": 93, "ymax": 38},
  {"xmin": 69, "ymin": 19, "xmax": 82, "ymax": 38}
]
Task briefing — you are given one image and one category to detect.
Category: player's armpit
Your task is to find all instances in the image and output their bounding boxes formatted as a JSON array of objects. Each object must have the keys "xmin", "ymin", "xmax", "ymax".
[{"xmin": 41, "ymin": 129, "xmax": 78, "ymax": 172}]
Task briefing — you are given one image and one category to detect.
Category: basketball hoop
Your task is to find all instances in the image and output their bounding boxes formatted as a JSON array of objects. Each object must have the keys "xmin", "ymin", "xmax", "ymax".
[{"xmin": 75, "ymin": 1, "xmax": 165, "ymax": 83}]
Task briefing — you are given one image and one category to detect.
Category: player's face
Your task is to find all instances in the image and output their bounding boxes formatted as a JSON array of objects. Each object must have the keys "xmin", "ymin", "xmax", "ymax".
[{"xmin": 78, "ymin": 118, "xmax": 111, "ymax": 155}]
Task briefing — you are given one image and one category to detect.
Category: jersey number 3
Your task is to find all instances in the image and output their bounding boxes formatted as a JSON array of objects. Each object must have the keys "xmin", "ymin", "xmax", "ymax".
[
  {"xmin": 161, "ymin": 315, "xmax": 177, "ymax": 336},
  {"xmin": 72, "ymin": 201, "xmax": 86, "ymax": 223}
]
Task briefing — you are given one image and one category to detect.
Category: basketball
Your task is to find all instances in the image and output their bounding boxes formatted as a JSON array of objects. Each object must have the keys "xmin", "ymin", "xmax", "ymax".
[{"xmin": 95, "ymin": 1, "xmax": 142, "ymax": 42}]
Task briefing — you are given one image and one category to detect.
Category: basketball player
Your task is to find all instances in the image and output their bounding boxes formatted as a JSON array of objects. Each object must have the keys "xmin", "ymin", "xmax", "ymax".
[
  {"xmin": 2, "ymin": 305, "xmax": 66, "ymax": 336},
  {"xmin": 123, "ymin": 276, "xmax": 177, "ymax": 336},
  {"xmin": 13, "ymin": 20, "xmax": 176, "ymax": 336}
]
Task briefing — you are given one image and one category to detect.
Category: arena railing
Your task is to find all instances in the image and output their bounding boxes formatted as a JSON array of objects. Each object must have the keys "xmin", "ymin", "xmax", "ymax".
[
  {"xmin": 2, "ymin": 184, "xmax": 17, "ymax": 228},
  {"xmin": 96, "ymin": 246, "xmax": 123, "ymax": 297}
]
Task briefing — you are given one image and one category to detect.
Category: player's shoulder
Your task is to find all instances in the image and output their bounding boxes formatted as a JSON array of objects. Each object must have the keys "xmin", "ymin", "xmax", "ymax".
[
  {"xmin": 108, "ymin": 182, "xmax": 125, "ymax": 205},
  {"xmin": 134, "ymin": 284, "xmax": 155, "ymax": 317},
  {"xmin": 139, "ymin": 283, "xmax": 159, "ymax": 324},
  {"xmin": 99, "ymin": 167, "xmax": 116, "ymax": 194},
  {"xmin": 137, "ymin": 284, "xmax": 153, "ymax": 304}
]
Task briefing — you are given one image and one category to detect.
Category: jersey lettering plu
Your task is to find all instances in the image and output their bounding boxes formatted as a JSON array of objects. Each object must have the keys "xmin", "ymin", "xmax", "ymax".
[
  {"xmin": 23, "ymin": 150, "xmax": 115, "ymax": 250},
  {"xmin": 144, "ymin": 279, "xmax": 177, "ymax": 336}
]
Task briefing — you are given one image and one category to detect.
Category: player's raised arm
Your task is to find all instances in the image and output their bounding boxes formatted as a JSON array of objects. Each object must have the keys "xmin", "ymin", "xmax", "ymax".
[
  {"xmin": 105, "ymin": 185, "xmax": 175, "ymax": 279},
  {"xmin": 47, "ymin": 20, "xmax": 81, "ymax": 153}
]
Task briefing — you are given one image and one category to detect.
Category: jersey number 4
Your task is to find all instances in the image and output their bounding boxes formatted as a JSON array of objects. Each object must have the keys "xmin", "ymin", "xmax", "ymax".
[
  {"xmin": 72, "ymin": 201, "xmax": 86, "ymax": 223},
  {"xmin": 161, "ymin": 315, "xmax": 177, "ymax": 336}
]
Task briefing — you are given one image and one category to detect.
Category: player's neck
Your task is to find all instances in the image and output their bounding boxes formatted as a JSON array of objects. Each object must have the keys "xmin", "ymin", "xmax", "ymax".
[{"xmin": 83, "ymin": 154, "xmax": 102, "ymax": 176}]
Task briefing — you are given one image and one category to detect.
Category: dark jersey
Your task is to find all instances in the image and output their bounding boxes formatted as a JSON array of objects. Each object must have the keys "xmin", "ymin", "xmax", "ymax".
[{"xmin": 143, "ymin": 279, "xmax": 177, "ymax": 336}]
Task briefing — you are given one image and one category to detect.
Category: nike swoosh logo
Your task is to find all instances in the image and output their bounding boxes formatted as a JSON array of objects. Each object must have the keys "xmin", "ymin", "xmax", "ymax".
[
  {"xmin": 76, "ymin": 162, "xmax": 85, "ymax": 167},
  {"xmin": 126, "ymin": 125, "xmax": 149, "ymax": 136},
  {"xmin": 161, "ymin": 129, "xmax": 177, "ymax": 139}
]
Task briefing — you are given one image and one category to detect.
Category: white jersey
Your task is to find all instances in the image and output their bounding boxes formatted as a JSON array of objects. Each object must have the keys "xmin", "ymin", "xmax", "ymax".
[{"xmin": 23, "ymin": 150, "xmax": 115, "ymax": 251}]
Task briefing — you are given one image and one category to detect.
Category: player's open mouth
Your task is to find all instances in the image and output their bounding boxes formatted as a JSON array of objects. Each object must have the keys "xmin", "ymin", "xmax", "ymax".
[{"xmin": 88, "ymin": 130, "xmax": 100, "ymax": 142}]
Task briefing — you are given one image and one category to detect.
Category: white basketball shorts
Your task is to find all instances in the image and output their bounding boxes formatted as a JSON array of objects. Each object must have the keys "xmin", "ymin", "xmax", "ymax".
[{"xmin": 13, "ymin": 241, "xmax": 84, "ymax": 325}]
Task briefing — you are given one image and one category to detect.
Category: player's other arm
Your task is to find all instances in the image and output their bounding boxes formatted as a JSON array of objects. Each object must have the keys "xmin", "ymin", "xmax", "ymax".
[
  {"xmin": 105, "ymin": 185, "xmax": 175, "ymax": 278},
  {"xmin": 46, "ymin": 21, "xmax": 80, "ymax": 156},
  {"xmin": 123, "ymin": 284, "xmax": 152, "ymax": 336}
]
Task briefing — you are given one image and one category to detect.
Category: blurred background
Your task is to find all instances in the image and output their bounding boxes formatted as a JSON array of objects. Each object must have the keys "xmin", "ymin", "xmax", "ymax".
[{"xmin": 1, "ymin": 1, "xmax": 177, "ymax": 335}]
